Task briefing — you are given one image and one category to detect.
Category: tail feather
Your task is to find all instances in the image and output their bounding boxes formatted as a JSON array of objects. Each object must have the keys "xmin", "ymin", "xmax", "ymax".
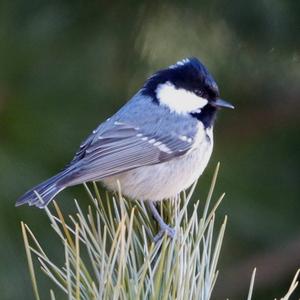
[{"xmin": 16, "ymin": 170, "xmax": 70, "ymax": 208}]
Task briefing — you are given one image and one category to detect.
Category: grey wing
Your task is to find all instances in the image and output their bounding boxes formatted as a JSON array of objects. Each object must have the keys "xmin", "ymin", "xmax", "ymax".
[{"xmin": 65, "ymin": 122, "xmax": 193, "ymax": 184}]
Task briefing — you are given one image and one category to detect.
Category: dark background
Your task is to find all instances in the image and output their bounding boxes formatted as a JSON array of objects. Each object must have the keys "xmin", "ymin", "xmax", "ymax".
[{"xmin": 1, "ymin": 1, "xmax": 299, "ymax": 299}]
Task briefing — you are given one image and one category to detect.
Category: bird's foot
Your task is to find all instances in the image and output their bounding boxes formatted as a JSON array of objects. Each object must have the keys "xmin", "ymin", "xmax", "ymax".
[
  {"xmin": 153, "ymin": 224, "xmax": 176, "ymax": 242},
  {"xmin": 147, "ymin": 201, "xmax": 176, "ymax": 242}
]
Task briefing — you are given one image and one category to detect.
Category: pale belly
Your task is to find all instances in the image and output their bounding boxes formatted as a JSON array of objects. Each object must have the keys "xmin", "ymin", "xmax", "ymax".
[{"xmin": 102, "ymin": 138, "xmax": 213, "ymax": 201}]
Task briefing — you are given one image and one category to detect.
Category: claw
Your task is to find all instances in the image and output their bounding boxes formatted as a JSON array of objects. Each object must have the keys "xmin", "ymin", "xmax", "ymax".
[
  {"xmin": 153, "ymin": 225, "xmax": 176, "ymax": 242},
  {"xmin": 147, "ymin": 201, "xmax": 176, "ymax": 242}
]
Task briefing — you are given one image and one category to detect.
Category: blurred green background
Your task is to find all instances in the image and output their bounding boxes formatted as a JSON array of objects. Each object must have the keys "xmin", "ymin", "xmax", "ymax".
[{"xmin": 1, "ymin": 0, "xmax": 299, "ymax": 299}]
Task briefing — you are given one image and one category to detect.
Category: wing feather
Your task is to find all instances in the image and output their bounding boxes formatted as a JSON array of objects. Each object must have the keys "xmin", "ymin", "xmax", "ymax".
[{"xmin": 65, "ymin": 122, "xmax": 193, "ymax": 184}]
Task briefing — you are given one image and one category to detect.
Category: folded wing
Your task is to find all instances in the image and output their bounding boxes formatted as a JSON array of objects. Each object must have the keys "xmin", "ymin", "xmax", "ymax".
[{"xmin": 64, "ymin": 122, "xmax": 193, "ymax": 184}]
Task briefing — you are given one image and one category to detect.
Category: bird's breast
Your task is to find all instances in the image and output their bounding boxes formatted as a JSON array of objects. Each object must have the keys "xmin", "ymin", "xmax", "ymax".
[{"xmin": 102, "ymin": 126, "xmax": 214, "ymax": 201}]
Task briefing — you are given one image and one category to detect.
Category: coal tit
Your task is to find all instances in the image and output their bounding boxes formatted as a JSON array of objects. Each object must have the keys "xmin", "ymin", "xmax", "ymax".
[{"xmin": 17, "ymin": 57, "xmax": 233, "ymax": 240}]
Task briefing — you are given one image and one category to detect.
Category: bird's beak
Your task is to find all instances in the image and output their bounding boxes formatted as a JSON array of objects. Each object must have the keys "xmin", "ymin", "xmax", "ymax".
[{"xmin": 214, "ymin": 98, "xmax": 235, "ymax": 109}]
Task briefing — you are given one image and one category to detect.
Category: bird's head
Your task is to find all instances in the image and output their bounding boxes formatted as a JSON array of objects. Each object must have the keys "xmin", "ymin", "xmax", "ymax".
[{"xmin": 142, "ymin": 57, "xmax": 234, "ymax": 127}]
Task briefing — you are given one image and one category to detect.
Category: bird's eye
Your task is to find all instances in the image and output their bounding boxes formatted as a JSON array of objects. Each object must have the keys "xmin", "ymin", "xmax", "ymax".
[{"xmin": 195, "ymin": 89, "xmax": 204, "ymax": 97}]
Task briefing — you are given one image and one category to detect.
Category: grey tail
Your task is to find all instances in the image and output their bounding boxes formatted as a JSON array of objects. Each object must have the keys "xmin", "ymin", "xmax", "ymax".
[{"xmin": 16, "ymin": 169, "xmax": 72, "ymax": 208}]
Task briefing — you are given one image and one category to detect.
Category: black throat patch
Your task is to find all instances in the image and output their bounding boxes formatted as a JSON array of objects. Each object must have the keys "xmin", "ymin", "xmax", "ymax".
[{"xmin": 190, "ymin": 105, "xmax": 217, "ymax": 128}]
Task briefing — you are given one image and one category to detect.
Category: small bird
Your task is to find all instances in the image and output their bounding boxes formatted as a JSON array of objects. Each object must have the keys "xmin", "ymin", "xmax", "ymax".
[{"xmin": 17, "ymin": 57, "xmax": 233, "ymax": 240}]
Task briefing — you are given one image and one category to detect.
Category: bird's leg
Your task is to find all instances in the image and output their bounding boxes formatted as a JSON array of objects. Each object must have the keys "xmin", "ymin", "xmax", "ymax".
[{"xmin": 147, "ymin": 201, "xmax": 176, "ymax": 242}]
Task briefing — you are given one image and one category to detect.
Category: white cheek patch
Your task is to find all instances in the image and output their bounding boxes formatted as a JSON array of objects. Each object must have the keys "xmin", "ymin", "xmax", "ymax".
[{"xmin": 156, "ymin": 82, "xmax": 208, "ymax": 114}]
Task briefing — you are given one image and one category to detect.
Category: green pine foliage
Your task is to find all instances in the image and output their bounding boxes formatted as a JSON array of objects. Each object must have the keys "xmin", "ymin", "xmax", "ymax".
[{"xmin": 21, "ymin": 164, "xmax": 299, "ymax": 299}]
